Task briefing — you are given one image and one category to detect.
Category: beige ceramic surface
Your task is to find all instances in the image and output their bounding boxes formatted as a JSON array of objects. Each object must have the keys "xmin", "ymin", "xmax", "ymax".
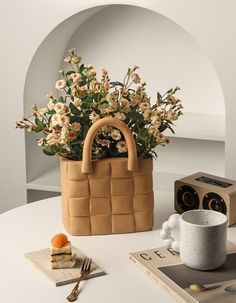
[{"xmin": 61, "ymin": 117, "xmax": 154, "ymax": 235}]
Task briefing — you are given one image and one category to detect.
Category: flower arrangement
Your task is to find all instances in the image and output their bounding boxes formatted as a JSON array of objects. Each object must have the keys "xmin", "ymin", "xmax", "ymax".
[{"xmin": 16, "ymin": 49, "xmax": 183, "ymax": 160}]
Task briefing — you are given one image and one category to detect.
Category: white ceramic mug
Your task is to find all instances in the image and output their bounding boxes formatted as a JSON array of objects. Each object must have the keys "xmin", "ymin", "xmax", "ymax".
[{"xmin": 161, "ymin": 210, "xmax": 227, "ymax": 270}]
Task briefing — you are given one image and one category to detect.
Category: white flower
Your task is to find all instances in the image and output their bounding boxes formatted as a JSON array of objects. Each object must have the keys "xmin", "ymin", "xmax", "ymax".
[
  {"xmin": 114, "ymin": 112, "xmax": 126, "ymax": 121},
  {"xmin": 47, "ymin": 100, "xmax": 55, "ymax": 110},
  {"xmin": 97, "ymin": 139, "xmax": 110, "ymax": 147},
  {"xmin": 67, "ymin": 132, "xmax": 77, "ymax": 141},
  {"xmin": 64, "ymin": 56, "xmax": 71, "ymax": 63},
  {"xmin": 38, "ymin": 107, "xmax": 48, "ymax": 115},
  {"xmin": 70, "ymin": 122, "xmax": 81, "ymax": 132},
  {"xmin": 131, "ymin": 72, "xmax": 141, "ymax": 84},
  {"xmin": 70, "ymin": 73, "xmax": 81, "ymax": 83},
  {"xmin": 46, "ymin": 133, "xmax": 60, "ymax": 145},
  {"xmin": 151, "ymin": 113, "xmax": 161, "ymax": 126},
  {"xmin": 111, "ymin": 129, "xmax": 121, "ymax": 141},
  {"xmin": 143, "ymin": 109, "xmax": 154, "ymax": 121},
  {"xmin": 139, "ymin": 102, "xmax": 150, "ymax": 111},
  {"xmin": 102, "ymin": 68, "xmax": 108, "ymax": 76},
  {"xmin": 72, "ymin": 98, "xmax": 81, "ymax": 107},
  {"xmin": 130, "ymin": 93, "xmax": 141, "ymax": 107},
  {"xmin": 51, "ymin": 114, "xmax": 61, "ymax": 126},
  {"xmin": 54, "ymin": 102, "xmax": 65, "ymax": 113},
  {"xmin": 37, "ymin": 138, "xmax": 44, "ymax": 146},
  {"xmin": 51, "ymin": 114, "xmax": 69, "ymax": 127},
  {"xmin": 89, "ymin": 111, "xmax": 100, "ymax": 123},
  {"xmin": 60, "ymin": 116, "xmax": 70, "ymax": 127},
  {"xmin": 116, "ymin": 140, "xmax": 127, "ymax": 153},
  {"xmin": 55, "ymin": 79, "xmax": 66, "ymax": 90},
  {"xmin": 120, "ymin": 98, "xmax": 130, "ymax": 112},
  {"xmin": 168, "ymin": 96, "xmax": 177, "ymax": 104}
]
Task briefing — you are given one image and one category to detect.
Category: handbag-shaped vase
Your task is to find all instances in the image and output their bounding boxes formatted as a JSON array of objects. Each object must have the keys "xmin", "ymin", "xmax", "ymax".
[{"xmin": 60, "ymin": 117, "xmax": 154, "ymax": 235}]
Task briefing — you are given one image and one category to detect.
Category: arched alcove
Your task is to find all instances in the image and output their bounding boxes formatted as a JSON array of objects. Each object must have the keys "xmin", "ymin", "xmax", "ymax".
[{"xmin": 24, "ymin": 4, "xmax": 225, "ymax": 194}]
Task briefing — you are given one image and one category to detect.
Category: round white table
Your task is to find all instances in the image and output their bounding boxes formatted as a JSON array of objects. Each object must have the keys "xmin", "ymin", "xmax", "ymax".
[{"xmin": 1, "ymin": 192, "xmax": 235, "ymax": 303}]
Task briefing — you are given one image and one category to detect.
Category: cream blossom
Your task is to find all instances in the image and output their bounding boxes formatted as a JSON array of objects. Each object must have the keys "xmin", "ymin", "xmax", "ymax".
[
  {"xmin": 120, "ymin": 98, "xmax": 130, "ymax": 112},
  {"xmin": 114, "ymin": 112, "xmax": 126, "ymax": 121},
  {"xmin": 139, "ymin": 102, "xmax": 150, "ymax": 111},
  {"xmin": 116, "ymin": 140, "xmax": 128, "ymax": 153},
  {"xmin": 60, "ymin": 116, "xmax": 70, "ymax": 127},
  {"xmin": 67, "ymin": 132, "xmax": 77, "ymax": 141},
  {"xmin": 70, "ymin": 122, "xmax": 81, "ymax": 132},
  {"xmin": 143, "ymin": 109, "xmax": 155, "ymax": 121},
  {"xmin": 54, "ymin": 102, "xmax": 65, "ymax": 113},
  {"xmin": 168, "ymin": 95, "xmax": 177, "ymax": 104},
  {"xmin": 151, "ymin": 113, "xmax": 161, "ymax": 126},
  {"xmin": 47, "ymin": 99, "xmax": 55, "ymax": 110},
  {"xmin": 131, "ymin": 72, "xmax": 141, "ymax": 84},
  {"xmin": 111, "ymin": 129, "xmax": 121, "ymax": 141},
  {"xmin": 55, "ymin": 79, "xmax": 66, "ymax": 90},
  {"xmin": 70, "ymin": 73, "xmax": 81, "ymax": 83},
  {"xmin": 46, "ymin": 133, "xmax": 60, "ymax": 145},
  {"xmin": 64, "ymin": 56, "xmax": 71, "ymax": 63},
  {"xmin": 37, "ymin": 138, "xmax": 44, "ymax": 146},
  {"xmin": 51, "ymin": 114, "xmax": 69, "ymax": 127},
  {"xmin": 89, "ymin": 111, "xmax": 100, "ymax": 123},
  {"xmin": 102, "ymin": 68, "xmax": 108, "ymax": 76},
  {"xmin": 130, "ymin": 93, "xmax": 141, "ymax": 107},
  {"xmin": 100, "ymin": 108, "xmax": 109, "ymax": 114},
  {"xmin": 72, "ymin": 97, "xmax": 81, "ymax": 107},
  {"xmin": 97, "ymin": 139, "xmax": 110, "ymax": 146}
]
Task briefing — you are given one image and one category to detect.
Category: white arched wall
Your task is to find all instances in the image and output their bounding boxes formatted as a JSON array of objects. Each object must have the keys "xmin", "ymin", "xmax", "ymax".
[{"xmin": 1, "ymin": 0, "xmax": 236, "ymax": 213}]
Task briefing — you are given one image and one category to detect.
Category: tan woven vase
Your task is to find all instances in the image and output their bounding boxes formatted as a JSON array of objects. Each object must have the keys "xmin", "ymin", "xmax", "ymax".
[{"xmin": 60, "ymin": 117, "xmax": 154, "ymax": 235}]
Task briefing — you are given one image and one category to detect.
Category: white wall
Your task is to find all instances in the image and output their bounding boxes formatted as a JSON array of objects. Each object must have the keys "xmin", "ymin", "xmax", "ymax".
[
  {"xmin": 24, "ymin": 6, "xmax": 104, "ymax": 182},
  {"xmin": 64, "ymin": 5, "xmax": 224, "ymax": 115},
  {"xmin": 1, "ymin": 0, "xmax": 236, "ymax": 213}
]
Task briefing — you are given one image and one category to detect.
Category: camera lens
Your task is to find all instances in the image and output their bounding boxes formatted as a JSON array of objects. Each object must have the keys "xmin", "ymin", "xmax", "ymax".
[
  {"xmin": 177, "ymin": 185, "xmax": 199, "ymax": 211},
  {"xmin": 203, "ymin": 193, "xmax": 227, "ymax": 215}
]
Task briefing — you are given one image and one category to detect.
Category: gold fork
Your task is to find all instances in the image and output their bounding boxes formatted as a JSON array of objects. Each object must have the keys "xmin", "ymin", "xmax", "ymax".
[{"xmin": 66, "ymin": 257, "xmax": 92, "ymax": 302}]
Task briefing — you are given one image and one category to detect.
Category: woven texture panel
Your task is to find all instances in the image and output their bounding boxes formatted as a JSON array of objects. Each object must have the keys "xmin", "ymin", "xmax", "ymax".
[{"xmin": 60, "ymin": 157, "xmax": 154, "ymax": 235}]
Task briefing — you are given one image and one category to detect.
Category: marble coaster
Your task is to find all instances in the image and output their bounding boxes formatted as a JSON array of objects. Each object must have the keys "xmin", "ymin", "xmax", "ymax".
[{"xmin": 25, "ymin": 246, "xmax": 105, "ymax": 286}]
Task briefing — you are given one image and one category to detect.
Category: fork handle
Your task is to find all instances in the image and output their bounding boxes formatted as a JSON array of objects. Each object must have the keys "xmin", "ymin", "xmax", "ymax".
[
  {"xmin": 71, "ymin": 276, "xmax": 82, "ymax": 294},
  {"xmin": 67, "ymin": 276, "xmax": 83, "ymax": 302}
]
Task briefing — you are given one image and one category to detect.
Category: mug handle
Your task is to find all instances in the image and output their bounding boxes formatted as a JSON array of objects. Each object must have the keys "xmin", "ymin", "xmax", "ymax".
[{"xmin": 160, "ymin": 214, "xmax": 181, "ymax": 253}]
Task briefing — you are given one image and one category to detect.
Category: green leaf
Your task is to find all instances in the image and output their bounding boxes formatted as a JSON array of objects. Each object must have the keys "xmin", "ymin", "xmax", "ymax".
[
  {"xmin": 110, "ymin": 81, "xmax": 124, "ymax": 87},
  {"xmin": 166, "ymin": 88, "xmax": 173, "ymax": 94},
  {"xmin": 100, "ymin": 102, "xmax": 108, "ymax": 109},
  {"xmin": 79, "ymin": 64, "xmax": 85, "ymax": 73},
  {"xmin": 47, "ymin": 109, "xmax": 56, "ymax": 115},
  {"xmin": 66, "ymin": 71, "xmax": 75, "ymax": 76},
  {"xmin": 58, "ymin": 96, "xmax": 64, "ymax": 103},
  {"xmin": 34, "ymin": 118, "xmax": 44, "ymax": 132},
  {"xmin": 69, "ymin": 103, "xmax": 80, "ymax": 115},
  {"xmin": 66, "ymin": 80, "xmax": 73, "ymax": 86},
  {"xmin": 157, "ymin": 92, "xmax": 162, "ymax": 101},
  {"xmin": 43, "ymin": 147, "xmax": 55, "ymax": 156}
]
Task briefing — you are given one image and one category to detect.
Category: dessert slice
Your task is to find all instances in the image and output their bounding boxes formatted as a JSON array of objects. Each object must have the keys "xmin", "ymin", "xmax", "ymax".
[{"xmin": 50, "ymin": 233, "xmax": 74, "ymax": 269}]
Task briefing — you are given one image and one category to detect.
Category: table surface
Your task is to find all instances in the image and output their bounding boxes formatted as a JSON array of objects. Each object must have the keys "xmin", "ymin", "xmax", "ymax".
[{"xmin": 1, "ymin": 191, "xmax": 236, "ymax": 303}]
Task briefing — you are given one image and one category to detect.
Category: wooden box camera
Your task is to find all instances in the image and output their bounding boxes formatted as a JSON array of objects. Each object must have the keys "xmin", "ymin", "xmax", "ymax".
[{"xmin": 175, "ymin": 172, "xmax": 236, "ymax": 226}]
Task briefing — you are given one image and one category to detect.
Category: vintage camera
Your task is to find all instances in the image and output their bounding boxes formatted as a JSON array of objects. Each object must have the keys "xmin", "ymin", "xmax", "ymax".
[{"xmin": 175, "ymin": 172, "xmax": 236, "ymax": 226}]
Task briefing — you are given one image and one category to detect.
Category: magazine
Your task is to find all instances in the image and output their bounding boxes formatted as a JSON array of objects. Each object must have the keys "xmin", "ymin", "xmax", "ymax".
[{"xmin": 129, "ymin": 242, "xmax": 236, "ymax": 303}]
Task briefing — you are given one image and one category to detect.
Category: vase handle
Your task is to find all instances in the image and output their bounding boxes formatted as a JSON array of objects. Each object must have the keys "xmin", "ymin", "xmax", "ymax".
[{"xmin": 81, "ymin": 117, "xmax": 138, "ymax": 173}]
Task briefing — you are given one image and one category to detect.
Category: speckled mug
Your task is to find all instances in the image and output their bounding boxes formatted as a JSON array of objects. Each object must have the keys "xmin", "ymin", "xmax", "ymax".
[{"xmin": 161, "ymin": 210, "xmax": 227, "ymax": 270}]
